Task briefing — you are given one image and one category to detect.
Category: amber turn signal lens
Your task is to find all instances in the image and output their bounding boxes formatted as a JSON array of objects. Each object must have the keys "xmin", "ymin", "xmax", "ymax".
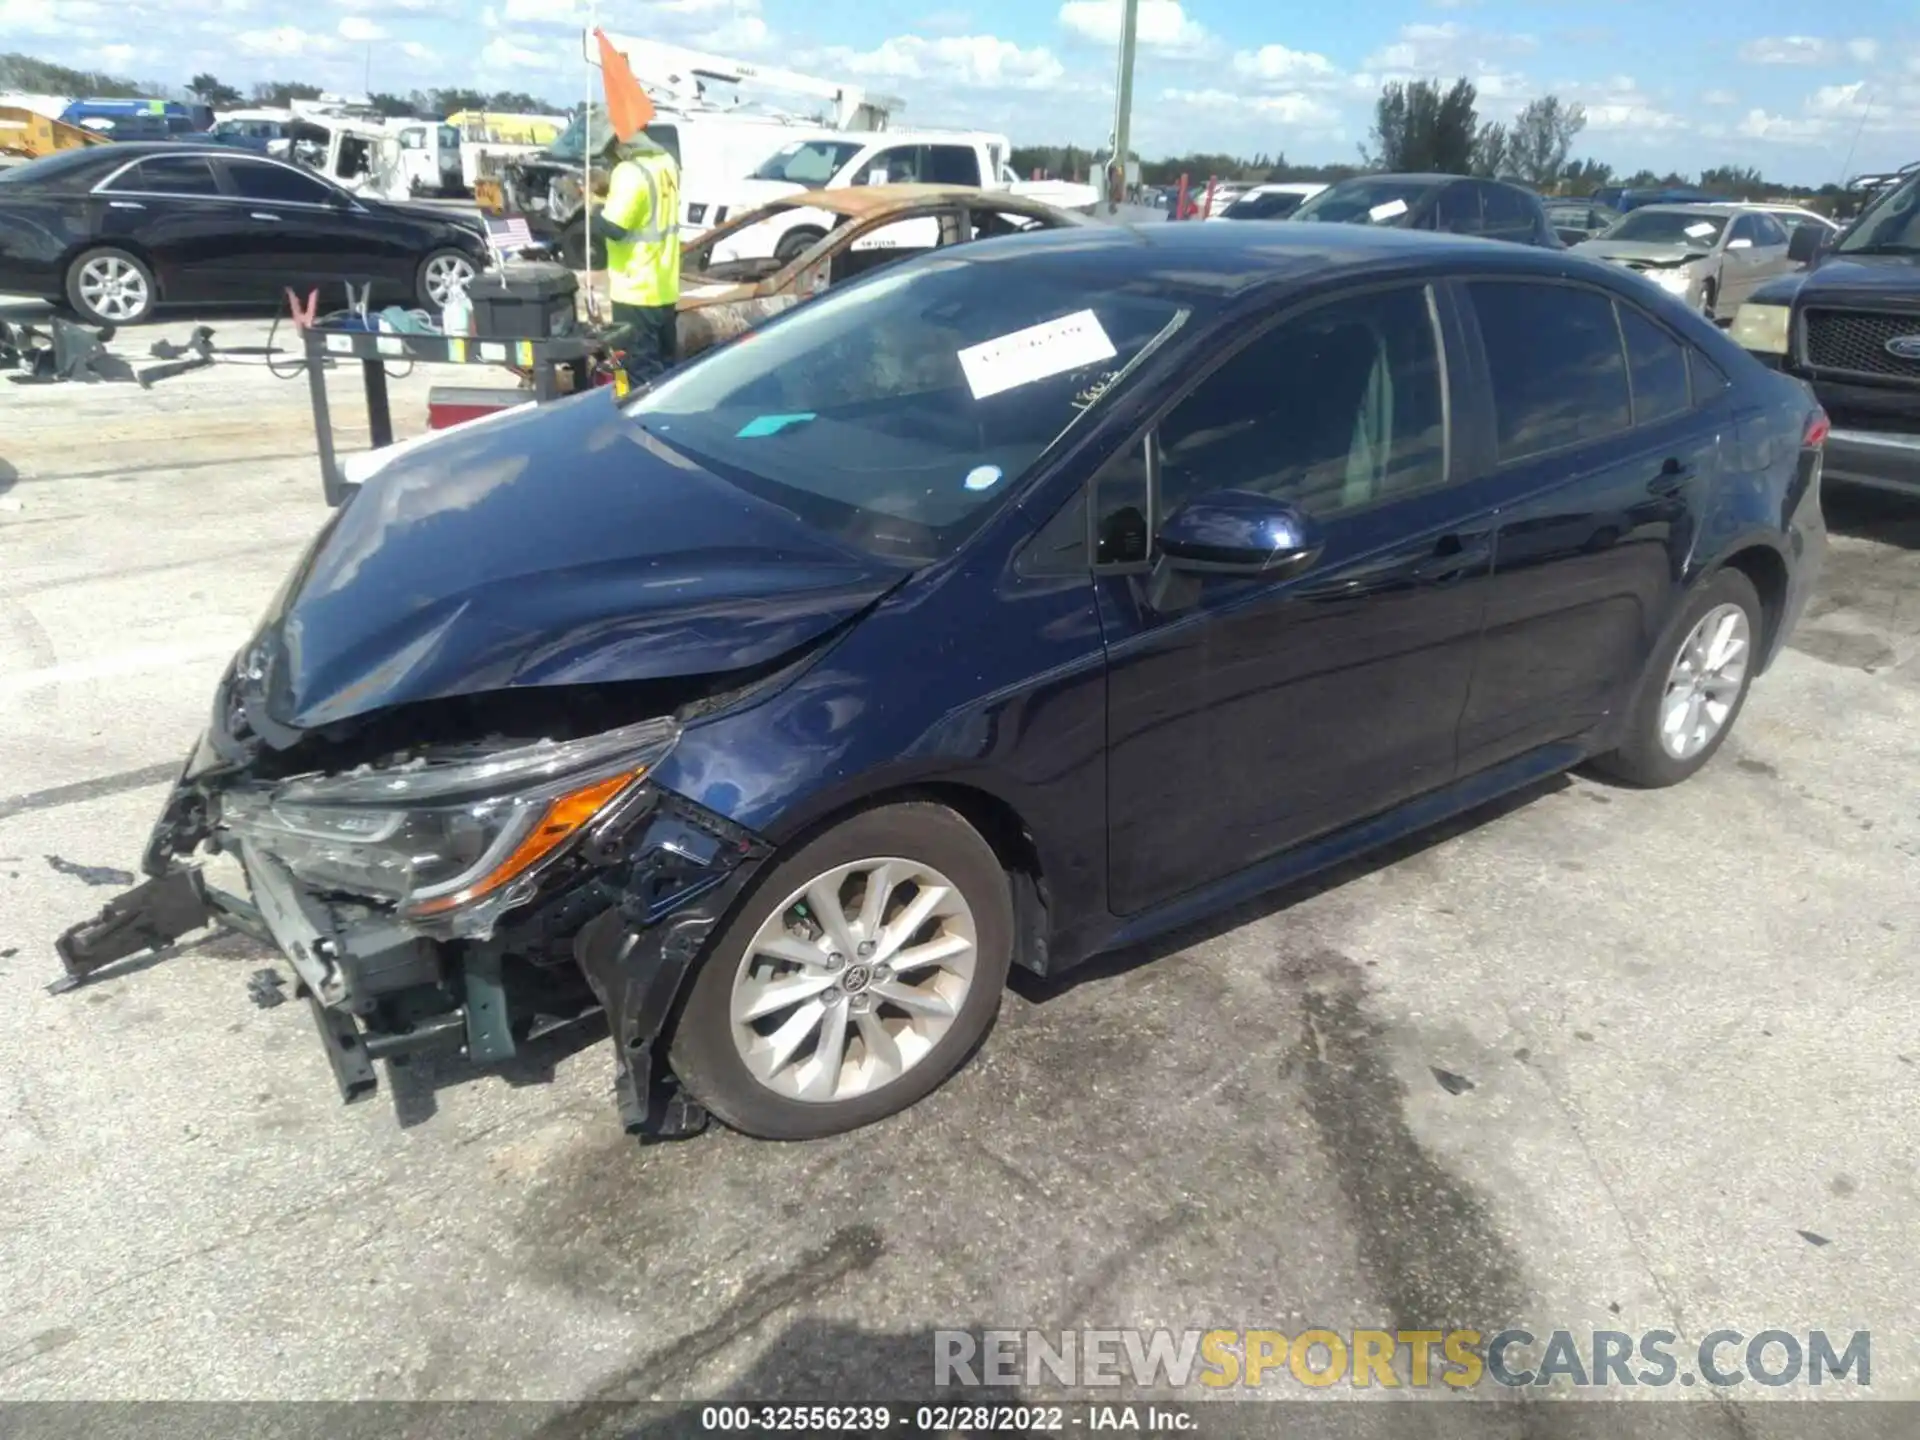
[{"xmin": 406, "ymin": 771, "xmax": 638, "ymax": 917}]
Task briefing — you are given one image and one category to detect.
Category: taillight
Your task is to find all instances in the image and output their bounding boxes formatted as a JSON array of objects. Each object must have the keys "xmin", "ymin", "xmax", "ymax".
[{"xmin": 1804, "ymin": 407, "xmax": 1831, "ymax": 449}]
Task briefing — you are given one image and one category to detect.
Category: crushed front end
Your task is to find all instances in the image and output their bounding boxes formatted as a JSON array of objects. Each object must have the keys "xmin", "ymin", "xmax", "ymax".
[{"xmin": 55, "ymin": 659, "xmax": 772, "ymax": 1140}]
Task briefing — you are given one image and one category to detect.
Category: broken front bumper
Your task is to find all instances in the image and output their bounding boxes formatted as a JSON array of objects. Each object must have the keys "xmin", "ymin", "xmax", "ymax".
[{"xmin": 54, "ymin": 766, "xmax": 772, "ymax": 1139}]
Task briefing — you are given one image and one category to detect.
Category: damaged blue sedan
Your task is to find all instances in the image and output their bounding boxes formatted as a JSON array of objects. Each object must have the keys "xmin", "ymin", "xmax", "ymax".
[{"xmin": 57, "ymin": 222, "xmax": 1826, "ymax": 1140}]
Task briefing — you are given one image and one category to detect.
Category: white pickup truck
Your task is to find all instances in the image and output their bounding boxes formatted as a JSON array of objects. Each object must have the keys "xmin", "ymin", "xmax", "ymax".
[{"xmin": 700, "ymin": 129, "xmax": 1100, "ymax": 263}]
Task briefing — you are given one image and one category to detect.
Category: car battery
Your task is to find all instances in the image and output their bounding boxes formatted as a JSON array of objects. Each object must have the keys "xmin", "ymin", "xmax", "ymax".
[{"xmin": 467, "ymin": 263, "xmax": 578, "ymax": 340}]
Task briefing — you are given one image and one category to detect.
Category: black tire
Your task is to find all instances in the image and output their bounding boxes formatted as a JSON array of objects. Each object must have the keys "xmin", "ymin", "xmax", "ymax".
[
  {"xmin": 64, "ymin": 246, "xmax": 155, "ymax": 326},
  {"xmin": 415, "ymin": 248, "xmax": 478, "ymax": 311},
  {"xmin": 1591, "ymin": 568, "xmax": 1762, "ymax": 788},
  {"xmin": 557, "ymin": 217, "xmax": 606, "ymax": 271},
  {"xmin": 669, "ymin": 802, "xmax": 1014, "ymax": 1140},
  {"xmin": 773, "ymin": 226, "xmax": 826, "ymax": 264}
]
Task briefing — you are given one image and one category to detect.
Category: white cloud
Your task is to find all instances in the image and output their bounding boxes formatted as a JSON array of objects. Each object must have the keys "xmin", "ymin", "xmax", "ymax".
[
  {"xmin": 1804, "ymin": 80, "xmax": 1870, "ymax": 117},
  {"xmin": 479, "ymin": 32, "xmax": 567, "ymax": 71},
  {"xmin": 1161, "ymin": 86, "xmax": 1339, "ymax": 127},
  {"xmin": 401, "ymin": 40, "xmax": 434, "ymax": 61},
  {"xmin": 1737, "ymin": 108, "xmax": 1832, "ymax": 143},
  {"xmin": 237, "ymin": 25, "xmax": 339, "ymax": 56},
  {"xmin": 0, "ymin": 0, "xmax": 84, "ymax": 35},
  {"xmin": 1702, "ymin": 88, "xmax": 1739, "ymax": 106},
  {"xmin": 696, "ymin": 14, "xmax": 770, "ymax": 51},
  {"xmin": 1364, "ymin": 21, "xmax": 1536, "ymax": 72},
  {"xmin": 1737, "ymin": 35, "xmax": 1876, "ymax": 67},
  {"xmin": 337, "ymin": 15, "xmax": 387, "ymax": 41},
  {"xmin": 94, "ymin": 42, "xmax": 139, "ymax": 68},
  {"xmin": 821, "ymin": 34, "xmax": 1066, "ymax": 89},
  {"xmin": 1231, "ymin": 44, "xmax": 1337, "ymax": 85},
  {"xmin": 502, "ymin": 0, "xmax": 578, "ymax": 19},
  {"xmin": 1058, "ymin": 0, "xmax": 1209, "ymax": 54},
  {"xmin": 1567, "ymin": 76, "xmax": 1686, "ymax": 134}
]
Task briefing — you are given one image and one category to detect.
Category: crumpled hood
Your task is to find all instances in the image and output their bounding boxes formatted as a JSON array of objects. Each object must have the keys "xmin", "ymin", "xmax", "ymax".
[
  {"xmin": 252, "ymin": 392, "xmax": 905, "ymax": 732},
  {"xmin": 1573, "ymin": 238, "xmax": 1710, "ymax": 268}
]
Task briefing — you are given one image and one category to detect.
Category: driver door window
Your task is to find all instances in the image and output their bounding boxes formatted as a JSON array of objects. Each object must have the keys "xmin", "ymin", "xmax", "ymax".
[{"xmin": 1152, "ymin": 285, "xmax": 1449, "ymax": 525}]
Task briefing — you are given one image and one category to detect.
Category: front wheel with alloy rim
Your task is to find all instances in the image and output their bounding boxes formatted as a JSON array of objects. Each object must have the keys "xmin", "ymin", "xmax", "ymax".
[
  {"xmin": 66, "ymin": 247, "xmax": 154, "ymax": 325},
  {"xmin": 417, "ymin": 248, "xmax": 477, "ymax": 310},
  {"xmin": 669, "ymin": 802, "xmax": 1014, "ymax": 1139},
  {"xmin": 1592, "ymin": 567, "xmax": 1762, "ymax": 787}
]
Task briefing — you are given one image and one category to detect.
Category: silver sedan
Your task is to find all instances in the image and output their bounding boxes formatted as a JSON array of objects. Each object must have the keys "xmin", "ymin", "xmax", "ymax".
[{"xmin": 1572, "ymin": 203, "xmax": 1801, "ymax": 321}]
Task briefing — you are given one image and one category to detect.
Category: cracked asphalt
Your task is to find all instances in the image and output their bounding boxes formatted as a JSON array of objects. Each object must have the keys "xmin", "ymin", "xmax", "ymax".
[{"xmin": 1, "ymin": 300, "xmax": 1916, "ymax": 1428}]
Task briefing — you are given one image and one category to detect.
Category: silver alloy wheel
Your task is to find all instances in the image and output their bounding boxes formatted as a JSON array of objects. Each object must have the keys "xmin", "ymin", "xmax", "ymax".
[
  {"xmin": 730, "ymin": 856, "xmax": 979, "ymax": 1104},
  {"xmin": 424, "ymin": 253, "xmax": 474, "ymax": 307},
  {"xmin": 77, "ymin": 255, "xmax": 149, "ymax": 322},
  {"xmin": 1659, "ymin": 602, "xmax": 1750, "ymax": 760}
]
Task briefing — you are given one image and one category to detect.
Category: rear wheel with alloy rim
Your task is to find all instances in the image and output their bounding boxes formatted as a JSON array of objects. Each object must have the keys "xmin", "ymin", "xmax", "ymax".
[
  {"xmin": 1592, "ymin": 567, "xmax": 1761, "ymax": 787},
  {"xmin": 66, "ymin": 247, "xmax": 154, "ymax": 325},
  {"xmin": 670, "ymin": 802, "xmax": 1013, "ymax": 1138},
  {"xmin": 417, "ymin": 248, "xmax": 477, "ymax": 310}
]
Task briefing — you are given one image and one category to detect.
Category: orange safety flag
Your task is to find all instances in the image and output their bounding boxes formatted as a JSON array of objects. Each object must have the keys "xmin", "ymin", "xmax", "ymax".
[{"xmin": 594, "ymin": 29, "xmax": 654, "ymax": 141}]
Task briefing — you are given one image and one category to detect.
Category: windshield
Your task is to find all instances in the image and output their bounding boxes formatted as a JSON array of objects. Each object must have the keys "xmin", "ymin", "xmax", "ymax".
[
  {"xmin": 1603, "ymin": 209, "xmax": 1726, "ymax": 245},
  {"xmin": 1293, "ymin": 178, "xmax": 1433, "ymax": 225},
  {"xmin": 1837, "ymin": 172, "xmax": 1920, "ymax": 254},
  {"xmin": 627, "ymin": 253, "xmax": 1190, "ymax": 563},
  {"xmin": 751, "ymin": 139, "xmax": 865, "ymax": 187},
  {"xmin": 543, "ymin": 111, "xmax": 587, "ymax": 163}
]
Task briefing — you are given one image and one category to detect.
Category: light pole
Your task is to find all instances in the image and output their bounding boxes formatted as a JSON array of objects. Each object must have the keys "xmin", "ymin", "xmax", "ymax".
[{"xmin": 1106, "ymin": 0, "xmax": 1139, "ymax": 214}]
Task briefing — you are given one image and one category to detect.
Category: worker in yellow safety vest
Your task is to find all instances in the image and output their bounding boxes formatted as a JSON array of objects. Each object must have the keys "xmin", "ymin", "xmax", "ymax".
[{"xmin": 594, "ymin": 131, "xmax": 681, "ymax": 385}]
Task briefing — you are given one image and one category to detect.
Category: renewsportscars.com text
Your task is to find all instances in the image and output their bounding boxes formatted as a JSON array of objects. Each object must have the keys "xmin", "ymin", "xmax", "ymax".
[{"xmin": 934, "ymin": 1328, "xmax": 1871, "ymax": 1390}]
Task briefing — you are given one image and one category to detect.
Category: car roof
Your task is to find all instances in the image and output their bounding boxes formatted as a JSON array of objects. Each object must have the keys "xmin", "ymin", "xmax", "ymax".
[
  {"xmin": 1632, "ymin": 203, "xmax": 1743, "ymax": 217},
  {"xmin": 945, "ymin": 218, "xmax": 1608, "ymax": 304}
]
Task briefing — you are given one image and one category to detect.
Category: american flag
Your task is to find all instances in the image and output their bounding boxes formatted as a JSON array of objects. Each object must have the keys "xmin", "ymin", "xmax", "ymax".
[{"xmin": 484, "ymin": 215, "xmax": 536, "ymax": 260}]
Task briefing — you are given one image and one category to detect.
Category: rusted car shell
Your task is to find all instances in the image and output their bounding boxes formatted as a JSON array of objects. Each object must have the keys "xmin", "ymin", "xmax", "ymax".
[{"xmin": 674, "ymin": 184, "xmax": 1086, "ymax": 359}]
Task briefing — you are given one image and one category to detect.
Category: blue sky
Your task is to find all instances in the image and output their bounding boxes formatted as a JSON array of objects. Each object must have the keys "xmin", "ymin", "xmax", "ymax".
[{"xmin": 8, "ymin": 0, "xmax": 1919, "ymax": 183}]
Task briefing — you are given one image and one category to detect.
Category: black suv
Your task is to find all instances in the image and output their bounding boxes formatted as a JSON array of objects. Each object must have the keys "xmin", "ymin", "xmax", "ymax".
[
  {"xmin": 1729, "ymin": 167, "xmax": 1920, "ymax": 498},
  {"xmin": 1292, "ymin": 173, "xmax": 1561, "ymax": 247}
]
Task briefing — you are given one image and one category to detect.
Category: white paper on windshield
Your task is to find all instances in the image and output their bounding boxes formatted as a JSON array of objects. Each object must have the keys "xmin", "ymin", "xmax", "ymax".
[
  {"xmin": 1685, "ymin": 222, "xmax": 1717, "ymax": 238},
  {"xmin": 1369, "ymin": 198, "xmax": 1410, "ymax": 221},
  {"xmin": 958, "ymin": 309, "xmax": 1117, "ymax": 401}
]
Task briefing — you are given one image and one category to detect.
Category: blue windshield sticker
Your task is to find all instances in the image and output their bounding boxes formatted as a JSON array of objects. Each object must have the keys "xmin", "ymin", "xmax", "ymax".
[
  {"xmin": 736, "ymin": 412, "xmax": 817, "ymax": 438},
  {"xmin": 964, "ymin": 465, "xmax": 1004, "ymax": 492}
]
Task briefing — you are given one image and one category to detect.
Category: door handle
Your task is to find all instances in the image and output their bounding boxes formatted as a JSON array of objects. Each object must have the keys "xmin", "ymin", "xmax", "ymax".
[
  {"xmin": 108, "ymin": 200, "xmax": 145, "ymax": 210},
  {"xmin": 250, "ymin": 212, "xmax": 282, "ymax": 221},
  {"xmin": 1411, "ymin": 533, "xmax": 1493, "ymax": 582},
  {"xmin": 1649, "ymin": 457, "xmax": 1693, "ymax": 495}
]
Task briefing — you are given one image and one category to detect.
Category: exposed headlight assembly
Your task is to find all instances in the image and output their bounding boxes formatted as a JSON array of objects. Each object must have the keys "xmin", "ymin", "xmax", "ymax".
[
  {"xmin": 221, "ymin": 717, "xmax": 679, "ymax": 939},
  {"xmin": 1649, "ymin": 265, "xmax": 1696, "ymax": 295}
]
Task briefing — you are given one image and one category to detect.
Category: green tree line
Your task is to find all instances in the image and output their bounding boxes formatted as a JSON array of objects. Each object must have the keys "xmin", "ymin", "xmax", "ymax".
[{"xmin": 3, "ymin": 53, "xmax": 556, "ymax": 119}]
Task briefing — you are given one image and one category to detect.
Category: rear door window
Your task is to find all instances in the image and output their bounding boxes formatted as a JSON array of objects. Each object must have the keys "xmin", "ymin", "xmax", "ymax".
[
  {"xmin": 126, "ymin": 155, "xmax": 223, "ymax": 196},
  {"xmin": 924, "ymin": 145, "xmax": 983, "ymax": 185},
  {"xmin": 225, "ymin": 159, "xmax": 334, "ymax": 205},
  {"xmin": 1616, "ymin": 304, "xmax": 1690, "ymax": 425},
  {"xmin": 1470, "ymin": 281, "xmax": 1632, "ymax": 460},
  {"xmin": 1480, "ymin": 184, "xmax": 1536, "ymax": 241},
  {"xmin": 1434, "ymin": 184, "xmax": 1482, "ymax": 235}
]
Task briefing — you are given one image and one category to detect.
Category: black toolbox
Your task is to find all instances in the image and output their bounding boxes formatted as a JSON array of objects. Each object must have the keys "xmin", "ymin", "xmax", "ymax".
[{"xmin": 468, "ymin": 262, "xmax": 579, "ymax": 340}]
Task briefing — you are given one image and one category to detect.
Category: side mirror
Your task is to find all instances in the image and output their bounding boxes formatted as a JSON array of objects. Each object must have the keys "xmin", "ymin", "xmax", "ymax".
[
  {"xmin": 1157, "ymin": 490, "xmax": 1324, "ymax": 576},
  {"xmin": 1787, "ymin": 224, "xmax": 1827, "ymax": 265}
]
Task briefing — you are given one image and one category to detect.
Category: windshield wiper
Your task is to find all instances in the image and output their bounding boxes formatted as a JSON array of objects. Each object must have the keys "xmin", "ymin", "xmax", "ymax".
[{"xmin": 1835, "ymin": 243, "xmax": 1920, "ymax": 257}]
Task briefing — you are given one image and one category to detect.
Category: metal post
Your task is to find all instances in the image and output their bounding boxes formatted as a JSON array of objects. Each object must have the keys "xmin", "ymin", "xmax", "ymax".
[
  {"xmin": 584, "ymin": 10, "xmax": 598, "ymax": 318},
  {"xmin": 1107, "ymin": 0, "xmax": 1139, "ymax": 216}
]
